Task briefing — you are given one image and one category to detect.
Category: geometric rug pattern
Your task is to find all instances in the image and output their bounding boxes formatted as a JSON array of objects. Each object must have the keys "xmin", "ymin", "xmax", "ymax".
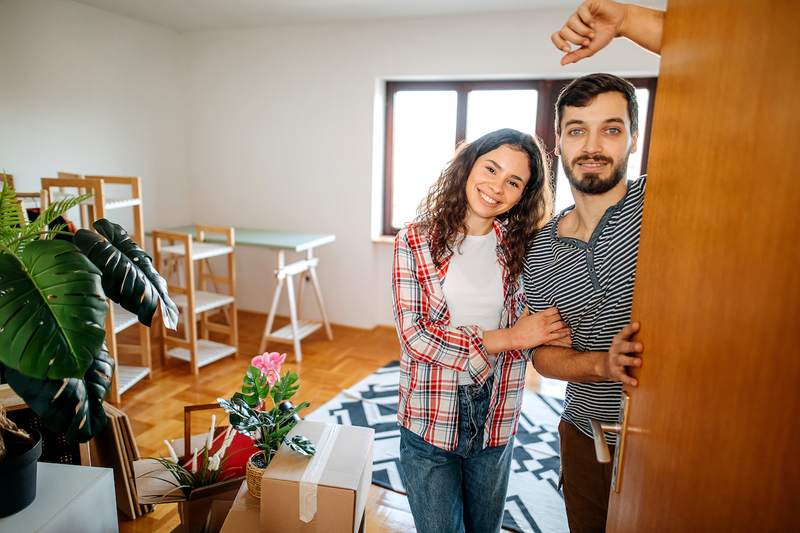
[{"xmin": 307, "ymin": 360, "xmax": 569, "ymax": 533}]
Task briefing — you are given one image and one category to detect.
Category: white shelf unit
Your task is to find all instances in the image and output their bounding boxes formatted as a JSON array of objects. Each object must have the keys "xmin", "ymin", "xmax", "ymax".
[
  {"xmin": 40, "ymin": 174, "xmax": 153, "ymax": 405},
  {"xmin": 152, "ymin": 226, "xmax": 238, "ymax": 375},
  {"xmin": 267, "ymin": 320, "xmax": 323, "ymax": 343},
  {"xmin": 164, "ymin": 339, "xmax": 238, "ymax": 368}
]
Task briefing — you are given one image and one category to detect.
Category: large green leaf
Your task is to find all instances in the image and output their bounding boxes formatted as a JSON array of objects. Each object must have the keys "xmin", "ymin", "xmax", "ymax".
[
  {"xmin": 285, "ymin": 435, "xmax": 316, "ymax": 456},
  {"xmin": 270, "ymin": 371, "xmax": 300, "ymax": 404},
  {"xmin": 0, "ymin": 239, "xmax": 107, "ymax": 379},
  {"xmin": 4, "ymin": 343, "xmax": 114, "ymax": 443},
  {"xmin": 219, "ymin": 393, "xmax": 261, "ymax": 438},
  {"xmin": 242, "ymin": 365, "xmax": 270, "ymax": 407},
  {"xmin": 73, "ymin": 219, "xmax": 179, "ymax": 330}
]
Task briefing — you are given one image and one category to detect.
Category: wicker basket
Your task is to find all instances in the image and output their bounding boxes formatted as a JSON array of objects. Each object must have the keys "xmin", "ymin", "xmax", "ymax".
[{"xmin": 246, "ymin": 453, "xmax": 266, "ymax": 499}]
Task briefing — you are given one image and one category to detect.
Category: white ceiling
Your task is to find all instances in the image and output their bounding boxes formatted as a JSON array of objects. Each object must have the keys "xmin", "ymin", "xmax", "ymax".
[{"xmin": 73, "ymin": 0, "xmax": 592, "ymax": 33}]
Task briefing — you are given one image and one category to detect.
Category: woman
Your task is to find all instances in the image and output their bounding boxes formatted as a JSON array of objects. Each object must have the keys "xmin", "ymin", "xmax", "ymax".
[{"xmin": 392, "ymin": 128, "xmax": 568, "ymax": 533}]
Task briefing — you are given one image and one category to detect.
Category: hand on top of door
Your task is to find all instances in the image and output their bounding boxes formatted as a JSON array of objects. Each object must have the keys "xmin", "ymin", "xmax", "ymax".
[
  {"xmin": 552, "ymin": 0, "xmax": 665, "ymax": 65},
  {"xmin": 601, "ymin": 321, "xmax": 643, "ymax": 386}
]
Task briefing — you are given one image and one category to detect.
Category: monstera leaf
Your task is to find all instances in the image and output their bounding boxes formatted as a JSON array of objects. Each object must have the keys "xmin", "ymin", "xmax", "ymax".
[
  {"xmin": 4, "ymin": 343, "xmax": 114, "ymax": 443},
  {"xmin": 286, "ymin": 434, "xmax": 316, "ymax": 456},
  {"xmin": 73, "ymin": 219, "xmax": 179, "ymax": 330},
  {"xmin": 0, "ymin": 239, "xmax": 107, "ymax": 379}
]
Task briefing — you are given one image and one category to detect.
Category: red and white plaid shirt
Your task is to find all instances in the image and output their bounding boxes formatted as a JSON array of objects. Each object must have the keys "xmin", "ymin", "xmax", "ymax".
[{"xmin": 392, "ymin": 221, "xmax": 529, "ymax": 451}]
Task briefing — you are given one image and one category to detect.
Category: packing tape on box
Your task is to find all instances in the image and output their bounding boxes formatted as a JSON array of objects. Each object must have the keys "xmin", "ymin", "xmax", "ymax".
[{"xmin": 298, "ymin": 423, "xmax": 340, "ymax": 523}]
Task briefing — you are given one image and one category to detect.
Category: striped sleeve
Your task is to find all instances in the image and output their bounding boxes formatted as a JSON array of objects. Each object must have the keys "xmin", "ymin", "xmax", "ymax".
[{"xmin": 392, "ymin": 229, "xmax": 490, "ymax": 372}]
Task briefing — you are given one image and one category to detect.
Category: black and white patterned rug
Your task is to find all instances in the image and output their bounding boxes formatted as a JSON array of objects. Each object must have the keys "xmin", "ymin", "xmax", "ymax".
[{"xmin": 306, "ymin": 361, "xmax": 569, "ymax": 533}]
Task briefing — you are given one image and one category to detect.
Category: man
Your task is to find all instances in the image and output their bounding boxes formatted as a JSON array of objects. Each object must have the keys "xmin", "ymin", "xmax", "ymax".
[{"xmin": 524, "ymin": 3, "xmax": 667, "ymax": 531}]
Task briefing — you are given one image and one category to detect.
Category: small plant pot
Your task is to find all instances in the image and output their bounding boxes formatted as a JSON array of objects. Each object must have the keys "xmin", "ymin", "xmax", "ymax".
[
  {"xmin": 245, "ymin": 451, "xmax": 273, "ymax": 499},
  {"xmin": 0, "ymin": 429, "xmax": 43, "ymax": 517}
]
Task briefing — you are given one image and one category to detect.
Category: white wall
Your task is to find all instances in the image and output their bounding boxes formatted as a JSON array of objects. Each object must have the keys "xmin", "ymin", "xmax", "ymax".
[
  {"xmin": 0, "ymin": 2, "xmax": 660, "ymax": 330},
  {"xmin": 184, "ymin": 9, "xmax": 660, "ymax": 329},
  {"xmin": 0, "ymin": 0, "xmax": 190, "ymax": 230}
]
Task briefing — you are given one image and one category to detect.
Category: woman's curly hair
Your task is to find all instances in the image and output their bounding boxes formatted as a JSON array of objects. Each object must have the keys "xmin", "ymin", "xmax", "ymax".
[{"xmin": 416, "ymin": 128, "xmax": 552, "ymax": 285}]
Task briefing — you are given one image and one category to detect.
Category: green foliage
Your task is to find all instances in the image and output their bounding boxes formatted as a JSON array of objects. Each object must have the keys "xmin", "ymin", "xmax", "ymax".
[
  {"xmin": 4, "ymin": 343, "xmax": 114, "ymax": 443},
  {"xmin": 74, "ymin": 219, "xmax": 179, "ymax": 329},
  {"xmin": 241, "ymin": 365, "xmax": 270, "ymax": 407},
  {"xmin": 0, "ymin": 179, "xmax": 91, "ymax": 254},
  {"xmin": 0, "ymin": 180, "xmax": 175, "ymax": 444},
  {"xmin": 270, "ymin": 371, "xmax": 299, "ymax": 404},
  {"xmin": 286, "ymin": 435, "xmax": 315, "ymax": 457},
  {"xmin": 0, "ymin": 239, "xmax": 107, "ymax": 379},
  {"xmin": 218, "ymin": 377, "xmax": 315, "ymax": 466},
  {"xmin": 0, "ymin": 181, "xmax": 25, "ymax": 243},
  {"xmin": 150, "ymin": 448, "xmax": 230, "ymax": 499}
]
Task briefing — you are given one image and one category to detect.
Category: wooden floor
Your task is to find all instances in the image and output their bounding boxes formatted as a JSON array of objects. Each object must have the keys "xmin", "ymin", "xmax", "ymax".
[{"xmin": 117, "ymin": 310, "xmax": 550, "ymax": 533}]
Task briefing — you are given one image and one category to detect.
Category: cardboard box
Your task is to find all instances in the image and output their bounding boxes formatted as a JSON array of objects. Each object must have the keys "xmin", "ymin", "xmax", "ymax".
[
  {"xmin": 221, "ymin": 480, "xmax": 367, "ymax": 533},
  {"xmin": 219, "ymin": 480, "xmax": 259, "ymax": 532},
  {"xmin": 259, "ymin": 421, "xmax": 374, "ymax": 533}
]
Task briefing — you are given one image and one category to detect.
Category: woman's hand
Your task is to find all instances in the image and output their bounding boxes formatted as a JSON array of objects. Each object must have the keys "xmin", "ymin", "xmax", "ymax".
[
  {"xmin": 546, "ymin": 331, "xmax": 573, "ymax": 348},
  {"xmin": 509, "ymin": 307, "xmax": 570, "ymax": 350}
]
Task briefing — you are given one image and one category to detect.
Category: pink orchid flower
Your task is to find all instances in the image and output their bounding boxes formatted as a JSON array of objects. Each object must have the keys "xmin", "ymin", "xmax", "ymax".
[
  {"xmin": 251, "ymin": 352, "xmax": 286, "ymax": 381},
  {"xmin": 264, "ymin": 368, "xmax": 280, "ymax": 386}
]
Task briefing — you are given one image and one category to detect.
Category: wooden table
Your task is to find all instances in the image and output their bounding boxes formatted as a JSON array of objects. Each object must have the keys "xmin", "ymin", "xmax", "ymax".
[{"xmin": 158, "ymin": 226, "xmax": 336, "ymax": 361}]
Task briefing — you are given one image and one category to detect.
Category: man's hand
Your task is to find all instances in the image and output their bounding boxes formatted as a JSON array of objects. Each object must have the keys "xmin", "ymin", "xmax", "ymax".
[
  {"xmin": 552, "ymin": 1, "xmax": 664, "ymax": 65},
  {"xmin": 552, "ymin": 0, "xmax": 628, "ymax": 65},
  {"xmin": 599, "ymin": 322, "xmax": 643, "ymax": 386}
]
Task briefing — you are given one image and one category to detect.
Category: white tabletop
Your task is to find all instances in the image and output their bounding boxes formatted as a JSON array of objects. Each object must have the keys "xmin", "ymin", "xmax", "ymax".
[
  {"xmin": 161, "ymin": 226, "xmax": 335, "ymax": 253},
  {"xmin": 0, "ymin": 462, "xmax": 118, "ymax": 533}
]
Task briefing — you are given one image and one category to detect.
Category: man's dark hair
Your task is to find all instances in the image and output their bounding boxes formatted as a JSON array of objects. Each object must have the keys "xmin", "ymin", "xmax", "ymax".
[{"xmin": 555, "ymin": 73, "xmax": 638, "ymax": 134}]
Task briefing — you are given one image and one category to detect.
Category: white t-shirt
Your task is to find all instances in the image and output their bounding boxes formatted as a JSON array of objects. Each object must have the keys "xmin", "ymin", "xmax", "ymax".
[{"xmin": 441, "ymin": 231, "xmax": 504, "ymax": 385}]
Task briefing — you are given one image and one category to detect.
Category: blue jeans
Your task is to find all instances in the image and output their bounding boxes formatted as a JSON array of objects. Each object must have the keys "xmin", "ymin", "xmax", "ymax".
[{"xmin": 399, "ymin": 379, "xmax": 514, "ymax": 533}]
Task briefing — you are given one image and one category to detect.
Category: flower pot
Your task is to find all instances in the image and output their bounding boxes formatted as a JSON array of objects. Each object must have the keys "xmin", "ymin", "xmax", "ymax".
[
  {"xmin": 176, "ymin": 476, "xmax": 243, "ymax": 533},
  {"xmin": 0, "ymin": 428, "xmax": 42, "ymax": 517},
  {"xmin": 245, "ymin": 451, "xmax": 272, "ymax": 499}
]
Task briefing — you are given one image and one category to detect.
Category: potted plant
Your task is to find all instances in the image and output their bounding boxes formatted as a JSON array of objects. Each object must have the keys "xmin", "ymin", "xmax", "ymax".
[
  {"xmin": 218, "ymin": 352, "xmax": 316, "ymax": 498},
  {"xmin": 0, "ymin": 405, "xmax": 42, "ymax": 517},
  {"xmin": 0, "ymin": 179, "xmax": 178, "ymax": 514},
  {"xmin": 140, "ymin": 417, "xmax": 246, "ymax": 532}
]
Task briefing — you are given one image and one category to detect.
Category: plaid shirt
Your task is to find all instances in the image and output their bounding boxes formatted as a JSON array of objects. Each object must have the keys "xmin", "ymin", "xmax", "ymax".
[{"xmin": 392, "ymin": 221, "xmax": 528, "ymax": 451}]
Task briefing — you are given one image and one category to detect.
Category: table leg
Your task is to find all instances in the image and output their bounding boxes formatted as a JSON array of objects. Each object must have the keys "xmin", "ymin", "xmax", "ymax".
[
  {"xmin": 285, "ymin": 274, "xmax": 302, "ymax": 362},
  {"xmin": 297, "ymin": 273, "xmax": 306, "ymax": 320},
  {"xmin": 259, "ymin": 276, "xmax": 284, "ymax": 354},
  {"xmin": 308, "ymin": 263, "xmax": 333, "ymax": 341}
]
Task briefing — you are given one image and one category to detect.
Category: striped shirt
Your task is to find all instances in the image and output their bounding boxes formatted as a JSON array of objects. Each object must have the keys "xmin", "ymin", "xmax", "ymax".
[{"xmin": 523, "ymin": 176, "xmax": 646, "ymax": 445}]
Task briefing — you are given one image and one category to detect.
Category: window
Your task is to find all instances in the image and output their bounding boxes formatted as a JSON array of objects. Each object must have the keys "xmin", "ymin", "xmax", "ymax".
[{"xmin": 382, "ymin": 78, "xmax": 657, "ymax": 235}]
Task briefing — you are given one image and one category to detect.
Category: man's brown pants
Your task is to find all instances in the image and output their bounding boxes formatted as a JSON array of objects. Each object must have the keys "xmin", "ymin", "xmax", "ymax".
[{"xmin": 559, "ymin": 419, "xmax": 615, "ymax": 532}]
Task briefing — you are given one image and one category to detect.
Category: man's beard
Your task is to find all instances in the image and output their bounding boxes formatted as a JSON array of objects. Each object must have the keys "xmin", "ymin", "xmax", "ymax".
[{"xmin": 564, "ymin": 153, "xmax": 630, "ymax": 195}]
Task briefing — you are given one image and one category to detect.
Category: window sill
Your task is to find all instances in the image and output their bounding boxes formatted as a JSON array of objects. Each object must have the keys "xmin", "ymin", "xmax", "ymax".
[{"xmin": 372, "ymin": 235, "xmax": 395, "ymax": 245}]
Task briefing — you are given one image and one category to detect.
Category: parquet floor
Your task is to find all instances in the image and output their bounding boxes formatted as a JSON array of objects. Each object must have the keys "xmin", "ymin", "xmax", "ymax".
[{"xmin": 116, "ymin": 310, "xmax": 548, "ymax": 532}]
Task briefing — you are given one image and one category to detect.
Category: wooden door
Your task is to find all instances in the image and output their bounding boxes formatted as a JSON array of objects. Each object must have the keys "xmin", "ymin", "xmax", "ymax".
[{"xmin": 606, "ymin": 1, "xmax": 800, "ymax": 531}]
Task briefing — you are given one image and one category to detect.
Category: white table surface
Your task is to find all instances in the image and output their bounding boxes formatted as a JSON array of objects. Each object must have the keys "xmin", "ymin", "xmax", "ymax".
[{"xmin": 0, "ymin": 462, "xmax": 118, "ymax": 533}]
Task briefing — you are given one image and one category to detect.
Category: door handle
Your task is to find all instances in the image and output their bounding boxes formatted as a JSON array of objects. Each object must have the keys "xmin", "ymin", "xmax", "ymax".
[
  {"xmin": 589, "ymin": 419, "xmax": 620, "ymax": 464},
  {"xmin": 588, "ymin": 392, "xmax": 630, "ymax": 492}
]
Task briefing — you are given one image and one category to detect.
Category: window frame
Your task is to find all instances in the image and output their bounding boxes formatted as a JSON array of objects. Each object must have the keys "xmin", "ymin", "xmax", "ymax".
[{"xmin": 382, "ymin": 77, "xmax": 657, "ymax": 236}]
